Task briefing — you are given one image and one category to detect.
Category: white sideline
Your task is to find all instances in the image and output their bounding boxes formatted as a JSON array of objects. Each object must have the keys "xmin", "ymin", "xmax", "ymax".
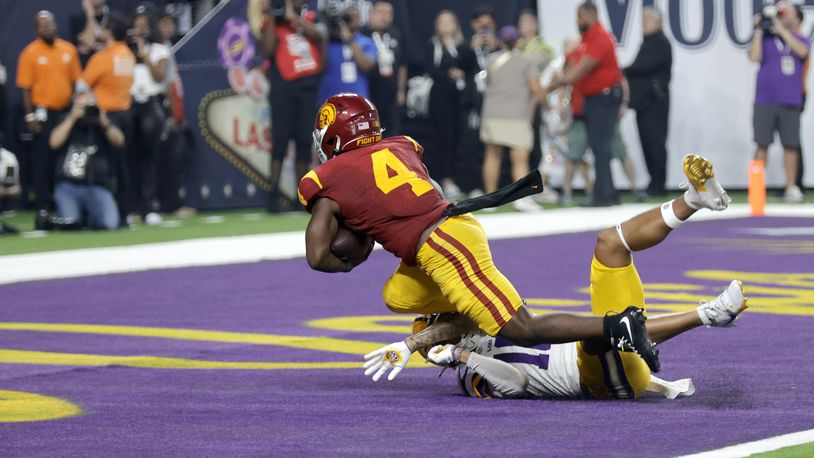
[
  {"xmin": 1, "ymin": 203, "xmax": 813, "ymax": 285},
  {"xmin": 677, "ymin": 428, "xmax": 814, "ymax": 457}
]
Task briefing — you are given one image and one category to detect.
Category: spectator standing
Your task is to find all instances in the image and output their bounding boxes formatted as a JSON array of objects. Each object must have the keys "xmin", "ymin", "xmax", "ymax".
[
  {"xmin": 624, "ymin": 6, "xmax": 672, "ymax": 197},
  {"xmin": 127, "ymin": 8, "xmax": 170, "ymax": 224},
  {"xmin": 48, "ymin": 92, "xmax": 123, "ymax": 230},
  {"xmin": 78, "ymin": 12, "xmax": 135, "ymax": 225},
  {"xmin": 424, "ymin": 10, "xmax": 473, "ymax": 200},
  {"xmin": 317, "ymin": 5, "xmax": 377, "ymax": 103},
  {"xmin": 548, "ymin": 2, "xmax": 624, "ymax": 207},
  {"xmin": 517, "ymin": 9, "xmax": 557, "ymax": 203},
  {"xmin": 362, "ymin": 0, "xmax": 407, "ymax": 137},
  {"xmin": 16, "ymin": 11, "xmax": 81, "ymax": 214},
  {"xmin": 156, "ymin": 11, "xmax": 194, "ymax": 216},
  {"xmin": 71, "ymin": 0, "xmax": 110, "ymax": 67},
  {"xmin": 480, "ymin": 26, "xmax": 545, "ymax": 212},
  {"xmin": 749, "ymin": 2, "xmax": 809, "ymax": 202},
  {"xmin": 261, "ymin": 0, "xmax": 326, "ymax": 212}
]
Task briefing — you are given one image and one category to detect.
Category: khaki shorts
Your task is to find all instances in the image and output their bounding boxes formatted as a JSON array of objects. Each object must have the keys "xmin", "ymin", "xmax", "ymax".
[{"xmin": 480, "ymin": 118, "xmax": 534, "ymax": 151}]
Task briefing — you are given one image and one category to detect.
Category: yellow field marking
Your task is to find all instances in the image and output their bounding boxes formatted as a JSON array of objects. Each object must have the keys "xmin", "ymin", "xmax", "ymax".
[
  {"xmin": 306, "ymin": 315, "xmax": 414, "ymax": 333},
  {"xmin": 0, "ymin": 349, "xmax": 432, "ymax": 370},
  {"xmin": 0, "ymin": 390, "xmax": 82, "ymax": 423},
  {"xmin": 0, "ymin": 323, "xmax": 384, "ymax": 355},
  {"xmin": 524, "ymin": 298, "xmax": 588, "ymax": 307}
]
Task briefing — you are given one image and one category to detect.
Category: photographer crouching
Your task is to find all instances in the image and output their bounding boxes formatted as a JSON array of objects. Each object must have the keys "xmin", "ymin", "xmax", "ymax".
[
  {"xmin": 749, "ymin": 1, "xmax": 810, "ymax": 202},
  {"xmin": 47, "ymin": 92, "xmax": 123, "ymax": 230}
]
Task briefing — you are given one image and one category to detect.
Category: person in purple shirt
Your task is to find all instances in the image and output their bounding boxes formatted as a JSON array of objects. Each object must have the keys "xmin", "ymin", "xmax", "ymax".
[
  {"xmin": 317, "ymin": 4, "xmax": 377, "ymax": 104},
  {"xmin": 748, "ymin": 2, "xmax": 810, "ymax": 202}
]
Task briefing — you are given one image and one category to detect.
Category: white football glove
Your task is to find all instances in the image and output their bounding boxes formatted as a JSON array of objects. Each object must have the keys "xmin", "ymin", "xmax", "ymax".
[
  {"xmin": 363, "ymin": 341, "xmax": 412, "ymax": 381},
  {"xmin": 426, "ymin": 344, "xmax": 458, "ymax": 367}
]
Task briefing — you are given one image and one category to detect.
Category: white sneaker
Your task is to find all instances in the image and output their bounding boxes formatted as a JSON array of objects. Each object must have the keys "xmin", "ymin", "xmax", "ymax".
[
  {"xmin": 512, "ymin": 196, "xmax": 542, "ymax": 212},
  {"xmin": 468, "ymin": 188, "xmax": 485, "ymax": 199},
  {"xmin": 441, "ymin": 181, "xmax": 464, "ymax": 202},
  {"xmin": 145, "ymin": 212, "xmax": 164, "ymax": 226},
  {"xmin": 681, "ymin": 154, "xmax": 731, "ymax": 211},
  {"xmin": 697, "ymin": 280, "xmax": 747, "ymax": 327},
  {"xmin": 533, "ymin": 187, "xmax": 559, "ymax": 204},
  {"xmin": 784, "ymin": 185, "xmax": 805, "ymax": 203}
]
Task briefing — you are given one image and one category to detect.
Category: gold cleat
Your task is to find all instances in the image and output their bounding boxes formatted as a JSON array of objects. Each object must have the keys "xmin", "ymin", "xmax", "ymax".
[{"xmin": 682, "ymin": 154, "xmax": 715, "ymax": 192}]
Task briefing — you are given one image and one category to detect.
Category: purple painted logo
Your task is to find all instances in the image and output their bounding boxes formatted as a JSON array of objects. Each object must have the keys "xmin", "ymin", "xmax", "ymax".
[{"xmin": 218, "ymin": 17, "xmax": 255, "ymax": 68}]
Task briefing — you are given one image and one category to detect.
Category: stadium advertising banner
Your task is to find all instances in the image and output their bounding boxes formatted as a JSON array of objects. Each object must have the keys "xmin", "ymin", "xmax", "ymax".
[
  {"xmin": 539, "ymin": 0, "xmax": 814, "ymax": 189},
  {"xmin": 175, "ymin": 0, "xmax": 275, "ymax": 209}
]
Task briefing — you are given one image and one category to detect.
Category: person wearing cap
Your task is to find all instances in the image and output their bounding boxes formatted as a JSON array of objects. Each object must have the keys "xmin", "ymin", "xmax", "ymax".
[
  {"xmin": 547, "ymin": 2, "xmax": 624, "ymax": 207},
  {"xmin": 479, "ymin": 25, "xmax": 546, "ymax": 212},
  {"xmin": 17, "ymin": 10, "xmax": 81, "ymax": 214}
]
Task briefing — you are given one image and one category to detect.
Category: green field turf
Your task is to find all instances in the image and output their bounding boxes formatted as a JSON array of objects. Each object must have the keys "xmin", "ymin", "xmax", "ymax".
[
  {"xmin": 0, "ymin": 190, "xmax": 792, "ymax": 256},
  {"xmin": 756, "ymin": 441, "xmax": 814, "ymax": 457}
]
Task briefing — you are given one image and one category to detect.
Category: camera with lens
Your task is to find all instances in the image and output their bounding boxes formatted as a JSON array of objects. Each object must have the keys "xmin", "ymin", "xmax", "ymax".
[
  {"xmin": 127, "ymin": 29, "xmax": 151, "ymax": 61},
  {"xmin": 268, "ymin": 0, "xmax": 287, "ymax": 18},
  {"xmin": 759, "ymin": 1, "xmax": 778, "ymax": 35},
  {"xmin": 324, "ymin": 1, "xmax": 352, "ymax": 42}
]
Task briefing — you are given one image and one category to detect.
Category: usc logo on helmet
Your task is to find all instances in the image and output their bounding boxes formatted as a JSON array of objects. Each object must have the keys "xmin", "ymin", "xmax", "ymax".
[{"xmin": 317, "ymin": 103, "xmax": 337, "ymax": 129}]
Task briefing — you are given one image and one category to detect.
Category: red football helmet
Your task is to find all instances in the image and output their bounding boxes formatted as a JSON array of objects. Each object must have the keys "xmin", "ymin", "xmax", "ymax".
[{"xmin": 313, "ymin": 93, "xmax": 383, "ymax": 163}]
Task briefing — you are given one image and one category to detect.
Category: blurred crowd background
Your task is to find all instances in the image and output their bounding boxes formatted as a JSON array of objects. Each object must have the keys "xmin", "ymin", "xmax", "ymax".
[{"xmin": 0, "ymin": 0, "xmax": 810, "ymax": 235}]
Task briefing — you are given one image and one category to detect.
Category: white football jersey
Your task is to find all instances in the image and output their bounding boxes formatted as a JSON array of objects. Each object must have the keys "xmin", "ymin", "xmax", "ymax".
[{"xmin": 457, "ymin": 331, "xmax": 582, "ymax": 399}]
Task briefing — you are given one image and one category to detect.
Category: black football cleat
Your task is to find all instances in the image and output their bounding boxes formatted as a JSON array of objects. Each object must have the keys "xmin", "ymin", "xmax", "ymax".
[{"xmin": 604, "ymin": 306, "xmax": 661, "ymax": 373}]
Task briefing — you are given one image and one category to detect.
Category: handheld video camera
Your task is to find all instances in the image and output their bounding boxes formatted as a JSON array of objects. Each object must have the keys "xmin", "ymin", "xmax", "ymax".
[
  {"xmin": 324, "ymin": 1, "xmax": 352, "ymax": 42},
  {"xmin": 759, "ymin": 0, "xmax": 781, "ymax": 35}
]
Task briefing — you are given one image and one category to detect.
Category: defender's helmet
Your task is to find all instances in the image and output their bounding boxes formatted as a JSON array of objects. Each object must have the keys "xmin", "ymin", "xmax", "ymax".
[{"xmin": 313, "ymin": 93, "xmax": 383, "ymax": 163}]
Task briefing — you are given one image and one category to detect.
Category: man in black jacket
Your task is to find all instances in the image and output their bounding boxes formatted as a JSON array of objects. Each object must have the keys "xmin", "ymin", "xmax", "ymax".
[{"xmin": 624, "ymin": 7, "xmax": 672, "ymax": 197}]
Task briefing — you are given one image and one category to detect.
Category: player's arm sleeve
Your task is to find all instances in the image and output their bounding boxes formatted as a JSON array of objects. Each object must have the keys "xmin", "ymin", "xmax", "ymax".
[
  {"xmin": 297, "ymin": 169, "xmax": 324, "ymax": 212},
  {"xmin": 466, "ymin": 352, "xmax": 529, "ymax": 399},
  {"xmin": 402, "ymin": 135, "xmax": 424, "ymax": 156}
]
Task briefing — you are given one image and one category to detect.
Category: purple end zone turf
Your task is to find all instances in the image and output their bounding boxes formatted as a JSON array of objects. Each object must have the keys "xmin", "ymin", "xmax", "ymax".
[{"xmin": 1, "ymin": 216, "xmax": 813, "ymax": 456}]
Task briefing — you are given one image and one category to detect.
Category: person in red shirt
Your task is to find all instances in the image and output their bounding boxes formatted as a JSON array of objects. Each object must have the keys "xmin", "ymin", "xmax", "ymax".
[
  {"xmin": 261, "ymin": 0, "xmax": 326, "ymax": 213},
  {"xmin": 548, "ymin": 2, "xmax": 625, "ymax": 207},
  {"xmin": 299, "ymin": 92, "xmax": 660, "ymax": 382}
]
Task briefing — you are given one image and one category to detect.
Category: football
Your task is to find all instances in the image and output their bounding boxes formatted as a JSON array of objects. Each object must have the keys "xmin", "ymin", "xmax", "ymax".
[{"xmin": 331, "ymin": 225, "xmax": 373, "ymax": 262}]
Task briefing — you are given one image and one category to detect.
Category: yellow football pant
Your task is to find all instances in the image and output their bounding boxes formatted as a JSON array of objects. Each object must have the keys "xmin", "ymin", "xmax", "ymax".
[
  {"xmin": 577, "ymin": 256, "xmax": 651, "ymax": 399},
  {"xmin": 382, "ymin": 214, "xmax": 522, "ymax": 336}
]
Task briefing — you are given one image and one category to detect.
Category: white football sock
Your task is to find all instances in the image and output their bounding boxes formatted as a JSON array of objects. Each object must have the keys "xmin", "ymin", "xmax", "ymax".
[{"xmin": 660, "ymin": 200, "xmax": 685, "ymax": 229}]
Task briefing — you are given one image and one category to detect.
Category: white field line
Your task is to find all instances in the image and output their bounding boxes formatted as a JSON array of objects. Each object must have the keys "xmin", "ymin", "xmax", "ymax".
[
  {"xmin": 0, "ymin": 203, "xmax": 812, "ymax": 285},
  {"xmin": 677, "ymin": 428, "xmax": 814, "ymax": 457}
]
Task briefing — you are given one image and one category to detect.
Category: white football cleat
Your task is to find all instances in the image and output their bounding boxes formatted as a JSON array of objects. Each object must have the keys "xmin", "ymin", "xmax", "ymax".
[
  {"xmin": 681, "ymin": 154, "xmax": 731, "ymax": 211},
  {"xmin": 697, "ymin": 280, "xmax": 748, "ymax": 327}
]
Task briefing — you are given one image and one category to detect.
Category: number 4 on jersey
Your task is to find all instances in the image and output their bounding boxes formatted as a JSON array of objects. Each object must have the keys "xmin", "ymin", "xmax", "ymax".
[{"xmin": 371, "ymin": 149, "xmax": 433, "ymax": 196}]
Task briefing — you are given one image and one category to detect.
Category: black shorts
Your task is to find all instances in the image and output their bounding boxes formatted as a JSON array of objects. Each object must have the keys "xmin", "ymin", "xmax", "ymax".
[
  {"xmin": 270, "ymin": 82, "xmax": 318, "ymax": 163},
  {"xmin": 753, "ymin": 104, "xmax": 801, "ymax": 149}
]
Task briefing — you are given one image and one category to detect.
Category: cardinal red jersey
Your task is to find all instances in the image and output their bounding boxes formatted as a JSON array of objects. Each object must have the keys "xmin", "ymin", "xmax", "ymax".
[{"xmin": 298, "ymin": 136, "xmax": 449, "ymax": 263}]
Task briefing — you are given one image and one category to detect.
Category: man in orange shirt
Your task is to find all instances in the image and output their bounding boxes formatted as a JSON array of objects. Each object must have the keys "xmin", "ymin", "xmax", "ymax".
[
  {"xmin": 16, "ymin": 10, "xmax": 81, "ymax": 213},
  {"xmin": 77, "ymin": 12, "xmax": 135, "ymax": 222}
]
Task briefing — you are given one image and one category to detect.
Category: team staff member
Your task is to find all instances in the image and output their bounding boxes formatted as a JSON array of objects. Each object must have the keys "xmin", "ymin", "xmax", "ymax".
[
  {"xmin": 17, "ymin": 10, "xmax": 81, "ymax": 214},
  {"xmin": 548, "ymin": 2, "xmax": 624, "ymax": 207},
  {"xmin": 78, "ymin": 12, "xmax": 135, "ymax": 221},
  {"xmin": 624, "ymin": 7, "xmax": 672, "ymax": 198}
]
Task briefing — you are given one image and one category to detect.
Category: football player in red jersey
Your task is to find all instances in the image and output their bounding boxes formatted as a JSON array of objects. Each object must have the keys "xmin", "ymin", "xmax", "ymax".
[{"xmin": 298, "ymin": 93, "xmax": 660, "ymax": 381}]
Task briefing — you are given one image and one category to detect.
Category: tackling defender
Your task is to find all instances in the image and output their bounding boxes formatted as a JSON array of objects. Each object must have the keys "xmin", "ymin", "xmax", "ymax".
[
  {"xmin": 300, "ymin": 94, "xmax": 707, "ymax": 381},
  {"xmin": 420, "ymin": 278, "xmax": 745, "ymax": 400},
  {"xmin": 379, "ymin": 159, "xmax": 738, "ymax": 397}
]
